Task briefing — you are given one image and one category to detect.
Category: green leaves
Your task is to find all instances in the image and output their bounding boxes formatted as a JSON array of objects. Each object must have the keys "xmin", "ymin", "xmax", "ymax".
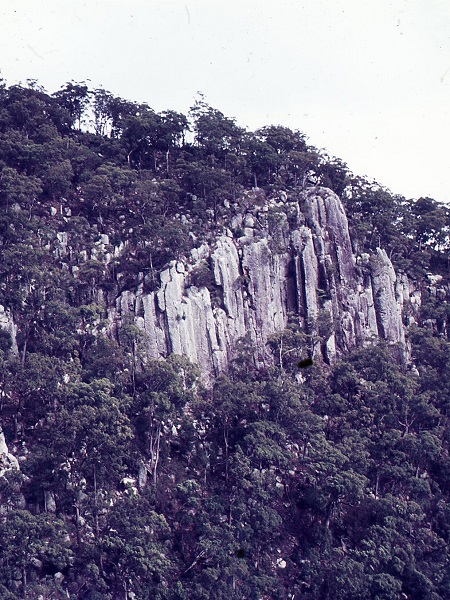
[
  {"xmin": 28, "ymin": 378, "xmax": 132, "ymax": 502},
  {"xmin": 101, "ymin": 495, "xmax": 174, "ymax": 596},
  {"xmin": 0, "ymin": 78, "xmax": 450, "ymax": 600},
  {"xmin": 243, "ymin": 421, "xmax": 290, "ymax": 470},
  {"xmin": 0, "ymin": 510, "xmax": 73, "ymax": 596}
]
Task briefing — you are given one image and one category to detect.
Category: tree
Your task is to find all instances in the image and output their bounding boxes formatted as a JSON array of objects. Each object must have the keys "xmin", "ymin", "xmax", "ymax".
[
  {"xmin": 0, "ymin": 510, "xmax": 73, "ymax": 597},
  {"xmin": 81, "ymin": 162, "xmax": 136, "ymax": 222},
  {"xmin": 133, "ymin": 357, "xmax": 198, "ymax": 486},
  {"xmin": 157, "ymin": 110, "xmax": 189, "ymax": 175},
  {"xmin": 91, "ymin": 88, "xmax": 116, "ymax": 137},
  {"xmin": 189, "ymin": 95, "xmax": 244, "ymax": 164},
  {"xmin": 242, "ymin": 133, "xmax": 279, "ymax": 188},
  {"xmin": 318, "ymin": 155, "xmax": 350, "ymax": 196},
  {"xmin": 0, "ymin": 243, "xmax": 66, "ymax": 365},
  {"xmin": 101, "ymin": 494, "xmax": 174, "ymax": 599},
  {"xmin": 41, "ymin": 159, "xmax": 74, "ymax": 200},
  {"xmin": 29, "ymin": 379, "xmax": 132, "ymax": 543},
  {"xmin": 120, "ymin": 105, "xmax": 161, "ymax": 169},
  {"xmin": 53, "ymin": 81, "xmax": 91, "ymax": 130},
  {"xmin": 407, "ymin": 196, "xmax": 449, "ymax": 251},
  {"xmin": 0, "ymin": 167, "xmax": 42, "ymax": 215}
]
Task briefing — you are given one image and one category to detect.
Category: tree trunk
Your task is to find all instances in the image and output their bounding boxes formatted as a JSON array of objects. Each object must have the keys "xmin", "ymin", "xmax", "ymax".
[
  {"xmin": 131, "ymin": 339, "xmax": 136, "ymax": 396},
  {"xmin": 166, "ymin": 148, "xmax": 170, "ymax": 176},
  {"xmin": 21, "ymin": 336, "xmax": 28, "ymax": 366},
  {"xmin": 22, "ymin": 567, "xmax": 27, "ymax": 598},
  {"xmin": 153, "ymin": 428, "xmax": 161, "ymax": 485},
  {"xmin": 75, "ymin": 501, "xmax": 82, "ymax": 546},
  {"xmin": 93, "ymin": 464, "xmax": 100, "ymax": 540},
  {"xmin": 224, "ymin": 424, "xmax": 229, "ymax": 484},
  {"xmin": 325, "ymin": 501, "xmax": 334, "ymax": 529},
  {"xmin": 149, "ymin": 423, "xmax": 162, "ymax": 485}
]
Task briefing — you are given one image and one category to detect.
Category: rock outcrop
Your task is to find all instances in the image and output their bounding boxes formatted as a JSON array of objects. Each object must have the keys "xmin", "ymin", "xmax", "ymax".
[
  {"xmin": 112, "ymin": 187, "xmax": 414, "ymax": 380},
  {"xmin": 0, "ymin": 428, "xmax": 19, "ymax": 477},
  {"xmin": 0, "ymin": 305, "xmax": 18, "ymax": 355}
]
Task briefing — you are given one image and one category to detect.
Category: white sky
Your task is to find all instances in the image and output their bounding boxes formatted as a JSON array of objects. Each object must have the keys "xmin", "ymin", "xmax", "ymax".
[{"xmin": 2, "ymin": 0, "xmax": 450, "ymax": 202}]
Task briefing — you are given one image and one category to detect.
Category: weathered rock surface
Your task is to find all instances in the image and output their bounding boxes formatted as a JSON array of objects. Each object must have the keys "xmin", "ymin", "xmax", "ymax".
[
  {"xmin": 0, "ymin": 428, "xmax": 19, "ymax": 476},
  {"xmin": 111, "ymin": 187, "xmax": 415, "ymax": 380},
  {"xmin": 0, "ymin": 304, "xmax": 18, "ymax": 355}
]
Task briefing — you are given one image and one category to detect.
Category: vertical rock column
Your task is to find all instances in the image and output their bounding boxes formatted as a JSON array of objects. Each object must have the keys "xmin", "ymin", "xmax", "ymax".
[{"xmin": 370, "ymin": 249, "xmax": 405, "ymax": 345}]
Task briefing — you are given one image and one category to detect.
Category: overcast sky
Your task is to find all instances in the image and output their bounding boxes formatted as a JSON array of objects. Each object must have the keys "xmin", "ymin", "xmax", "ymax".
[{"xmin": 2, "ymin": 0, "xmax": 450, "ymax": 202}]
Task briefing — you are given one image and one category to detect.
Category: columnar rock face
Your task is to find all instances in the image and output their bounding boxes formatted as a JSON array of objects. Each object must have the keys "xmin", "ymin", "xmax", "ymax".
[
  {"xmin": 370, "ymin": 249, "xmax": 405, "ymax": 345},
  {"xmin": 112, "ymin": 187, "xmax": 412, "ymax": 380},
  {"xmin": 0, "ymin": 428, "xmax": 19, "ymax": 477},
  {"xmin": 0, "ymin": 305, "xmax": 18, "ymax": 355}
]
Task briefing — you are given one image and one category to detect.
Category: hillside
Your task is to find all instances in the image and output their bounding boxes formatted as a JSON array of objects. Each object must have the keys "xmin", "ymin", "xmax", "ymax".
[{"xmin": 0, "ymin": 80, "xmax": 449, "ymax": 599}]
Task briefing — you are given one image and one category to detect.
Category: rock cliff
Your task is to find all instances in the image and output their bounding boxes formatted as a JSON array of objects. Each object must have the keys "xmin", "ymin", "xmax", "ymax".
[
  {"xmin": 0, "ymin": 428, "xmax": 19, "ymax": 477},
  {"xmin": 111, "ymin": 187, "xmax": 416, "ymax": 380}
]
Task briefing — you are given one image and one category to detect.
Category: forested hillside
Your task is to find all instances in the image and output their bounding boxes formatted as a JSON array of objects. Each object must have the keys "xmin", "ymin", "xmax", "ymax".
[{"xmin": 0, "ymin": 79, "xmax": 449, "ymax": 599}]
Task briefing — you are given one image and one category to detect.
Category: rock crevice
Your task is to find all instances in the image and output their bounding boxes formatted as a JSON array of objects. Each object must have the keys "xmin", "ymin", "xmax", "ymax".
[{"xmin": 111, "ymin": 188, "xmax": 410, "ymax": 379}]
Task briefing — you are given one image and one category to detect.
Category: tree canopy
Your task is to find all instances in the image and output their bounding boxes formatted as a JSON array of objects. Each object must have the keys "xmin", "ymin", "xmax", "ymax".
[{"xmin": 0, "ymin": 79, "xmax": 449, "ymax": 599}]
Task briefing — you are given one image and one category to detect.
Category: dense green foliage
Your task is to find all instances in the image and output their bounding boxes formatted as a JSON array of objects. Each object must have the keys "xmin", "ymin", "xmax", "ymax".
[{"xmin": 0, "ymin": 79, "xmax": 449, "ymax": 598}]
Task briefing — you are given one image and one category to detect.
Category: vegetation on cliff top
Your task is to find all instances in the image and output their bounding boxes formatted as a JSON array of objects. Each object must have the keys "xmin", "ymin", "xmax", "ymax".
[{"xmin": 0, "ymin": 79, "xmax": 449, "ymax": 598}]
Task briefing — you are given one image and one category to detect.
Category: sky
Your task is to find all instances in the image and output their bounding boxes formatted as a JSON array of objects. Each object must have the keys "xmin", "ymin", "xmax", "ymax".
[{"xmin": 2, "ymin": 0, "xmax": 450, "ymax": 202}]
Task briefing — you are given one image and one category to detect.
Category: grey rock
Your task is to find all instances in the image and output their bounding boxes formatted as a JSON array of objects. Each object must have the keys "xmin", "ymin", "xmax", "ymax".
[
  {"xmin": 0, "ymin": 429, "xmax": 19, "ymax": 476},
  {"xmin": 370, "ymin": 249, "xmax": 405, "ymax": 345},
  {"xmin": 44, "ymin": 490, "xmax": 57, "ymax": 513},
  {"xmin": 244, "ymin": 213, "xmax": 255, "ymax": 228},
  {"xmin": 0, "ymin": 304, "xmax": 18, "ymax": 355},
  {"xmin": 111, "ymin": 187, "xmax": 414, "ymax": 381},
  {"xmin": 32, "ymin": 558, "xmax": 43, "ymax": 569}
]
